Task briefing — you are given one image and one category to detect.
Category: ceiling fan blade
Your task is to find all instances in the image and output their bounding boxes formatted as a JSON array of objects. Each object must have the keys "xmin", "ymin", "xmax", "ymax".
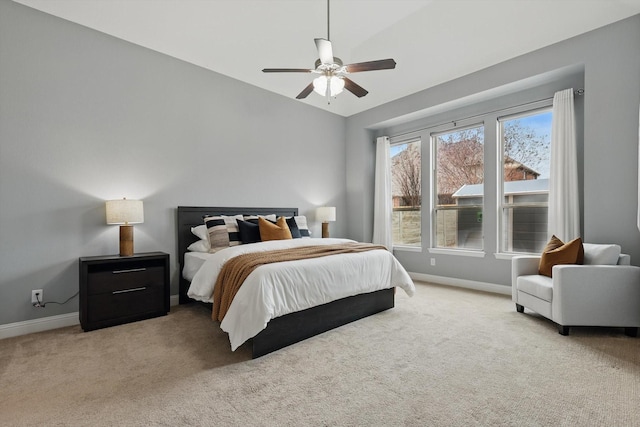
[
  {"xmin": 296, "ymin": 83, "xmax": 315, "ymax": 99},
  {"xmin": 262, "ymin": 68, "xmax": 312, "ymax": 73},
  {"xmin": 314, "ymin": 38, "xmax": 334, "ymax": 65},
  {"xmin": 345, "ymin": 59, "xmax": 396, "ymax": 73},
  {"xmin": 343, "ymin": 77, "xmax": 368, "ymax": 98}
]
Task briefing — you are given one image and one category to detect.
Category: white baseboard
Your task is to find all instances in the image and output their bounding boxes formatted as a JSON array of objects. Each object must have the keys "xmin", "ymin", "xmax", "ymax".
[
  {"xmin": 409, "ymin": 272, "xmax": 511, "ymax": 295},
  {"xmin": 0, "ymin": 312, "xmax": 80, "ymax": 340},
  {"xmin": 1, "ymin": 295, "xmax": 182, "ymax": 340}
]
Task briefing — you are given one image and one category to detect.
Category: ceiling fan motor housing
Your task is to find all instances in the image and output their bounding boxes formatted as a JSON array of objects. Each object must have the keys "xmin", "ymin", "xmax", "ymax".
[{"xmin": 315, "ymin": 57, "xmax": 343, "ymax": 69}]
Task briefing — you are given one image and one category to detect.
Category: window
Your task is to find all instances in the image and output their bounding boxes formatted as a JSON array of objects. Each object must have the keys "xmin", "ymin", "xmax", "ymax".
[
  {"xmin": 433, "ymin": 125, "xmax": 484, "ymax": 250},
  {"xmin": 390, "ymin": 139, "xmax": 421, "ymax": 247},
  {"xmin": 384, "ymin": 86, "xmax": 572, "ymax": 256},
  {"xmin": 499, "ymin": 108, "xmax": 552, "ymax": 253}
]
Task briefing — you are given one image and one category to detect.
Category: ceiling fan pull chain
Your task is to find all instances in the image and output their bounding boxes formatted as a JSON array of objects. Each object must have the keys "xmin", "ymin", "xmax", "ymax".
[{"xmin": 326, "ymin": 76, "xmax": 331, "ymax": 104}]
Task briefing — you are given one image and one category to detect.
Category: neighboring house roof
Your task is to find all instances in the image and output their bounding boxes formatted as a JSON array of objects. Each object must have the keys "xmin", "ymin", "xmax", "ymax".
[
  {"xmin": 453, "ymin": 178, "xmax": 549, "ymax": 198},
  {"xmin": 504, "ymin": 156, "xmax": 541, "ymax": 177}
]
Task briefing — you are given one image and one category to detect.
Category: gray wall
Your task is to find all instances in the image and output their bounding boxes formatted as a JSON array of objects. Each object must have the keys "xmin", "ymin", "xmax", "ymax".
[
  {"xmin": 346, "ymin": 14, "xmax": 640, "ymax": 287},
  {"xmin": 0, "ymin": 1, "xmax": 346, "ymax": 325}
]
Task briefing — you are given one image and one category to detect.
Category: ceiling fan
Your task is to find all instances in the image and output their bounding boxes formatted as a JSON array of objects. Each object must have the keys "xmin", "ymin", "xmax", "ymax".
[{"xmin": 262, "ymin": 0, "xmax": 396, "ymax": 102}]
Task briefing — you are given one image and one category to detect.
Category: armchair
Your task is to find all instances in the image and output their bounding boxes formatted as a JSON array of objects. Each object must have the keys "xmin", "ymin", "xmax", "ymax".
[{"xmin": 512, "ymin": 244, "xmax": 640, "ymax": 336}]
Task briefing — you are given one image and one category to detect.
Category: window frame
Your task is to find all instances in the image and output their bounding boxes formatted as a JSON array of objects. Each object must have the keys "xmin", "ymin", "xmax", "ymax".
[
  {"xmin": 497, "ymin": 102, "xmax": 553, "ymax": 255},
  {"xmin": 389, "ymin": 136, "xmax": 422, "ymax": 250},
  {"xmin": 431, "ymin": 122, "xmax": 486, "ymax": 253},
  {"xmin": 381, "ymin": 84, "xmax": 579, "ymax": 260}
]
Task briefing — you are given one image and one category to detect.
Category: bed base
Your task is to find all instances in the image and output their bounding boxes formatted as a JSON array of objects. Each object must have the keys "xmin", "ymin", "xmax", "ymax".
[
  {"xmin": 251, "ymin": 287, "xmax": 394, "ymax": 358},
  {"xmin": 177, "ymin": 206, "xmax": 395, "ymax": 358}
]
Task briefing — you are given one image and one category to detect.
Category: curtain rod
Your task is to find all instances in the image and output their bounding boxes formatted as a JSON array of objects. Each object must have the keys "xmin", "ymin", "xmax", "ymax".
[{"xmin": 388, "ymin": 88, "xmax": 584, "ymax": 141}]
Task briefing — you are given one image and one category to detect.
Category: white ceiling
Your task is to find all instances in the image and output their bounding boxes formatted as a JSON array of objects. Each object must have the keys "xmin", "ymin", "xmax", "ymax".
[{"xmin": 13, "ymin": 0, "xmax": 640, "ymax": 117}]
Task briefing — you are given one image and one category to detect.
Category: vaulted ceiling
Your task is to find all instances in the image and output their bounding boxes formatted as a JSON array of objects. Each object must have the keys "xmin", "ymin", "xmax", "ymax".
[{"xmin": 13, "ymin": 0, "xmax": 640, "ymax": 117}]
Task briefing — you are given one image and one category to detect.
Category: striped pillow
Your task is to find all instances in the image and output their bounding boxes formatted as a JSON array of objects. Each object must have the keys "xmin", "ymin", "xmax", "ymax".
[
  {"xmin": 294, "ymin": 216, "xmax": 310, "ymax": 238},
  {"xmin": 203, "ymin": 216, "xmax": 230, "ymax": 250},
  {"xmin": 221, "ymin": 215, "xmax": 245, "ymax": 247}
]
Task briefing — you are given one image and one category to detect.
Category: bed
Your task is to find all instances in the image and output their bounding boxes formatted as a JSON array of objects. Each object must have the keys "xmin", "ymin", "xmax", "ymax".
[{"xmin": 177, "ymin": 206, "xmax": 415, "ymax": 358}]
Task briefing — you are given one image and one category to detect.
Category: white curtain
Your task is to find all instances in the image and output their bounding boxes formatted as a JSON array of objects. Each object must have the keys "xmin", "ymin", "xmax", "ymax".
[
  {"xmin": 548, "ymin": 88, "xmax": 580, "ymax": 241},
  {"xmin": 372, "ymin": 136, "xmax": 392, "ymax": 249}
]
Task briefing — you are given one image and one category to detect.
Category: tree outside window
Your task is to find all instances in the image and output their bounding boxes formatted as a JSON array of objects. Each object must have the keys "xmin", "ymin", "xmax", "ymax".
[
  {"xmin": 434, "ymin": 126, "xmax": 484, "ymax": 250},
  {"xmin": 500, "ymin": 109, "xmax": 552, "ymax": 253},
  {"xmin": 391, "ymin": 140, "xmax": 421, "ymax": 246}
]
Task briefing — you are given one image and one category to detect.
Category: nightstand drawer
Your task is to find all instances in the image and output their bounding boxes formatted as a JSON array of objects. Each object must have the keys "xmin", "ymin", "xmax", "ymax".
[
  {"xmin": 87, "ymin": 285, "xmax": 164, "ymax": 324},
  {"xmin": 88, "ymin": 266, "xmax": 165, "ymax": 295}
]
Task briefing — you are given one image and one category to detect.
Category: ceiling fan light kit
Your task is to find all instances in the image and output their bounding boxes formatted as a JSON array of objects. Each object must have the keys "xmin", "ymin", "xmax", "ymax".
[
  {"xmin": 262, "ymin": 0, "xmax": 396, "ymax": 103},
  {"xmin": 313, "ymin": 75, "xmax": 345, "ymax": 97}
]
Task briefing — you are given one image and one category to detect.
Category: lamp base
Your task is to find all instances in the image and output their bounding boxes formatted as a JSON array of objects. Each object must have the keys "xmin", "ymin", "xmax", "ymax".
[
  {"xmin": 119, "ymin": 225, "xmax": 134, "ymax": 256},
  {"xmin": 322, "ymin": 222, "xmax": 330, "ymax": 238}
]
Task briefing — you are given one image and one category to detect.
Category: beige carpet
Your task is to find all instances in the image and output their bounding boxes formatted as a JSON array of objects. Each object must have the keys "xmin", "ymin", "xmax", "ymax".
[{"xmin": 1, "ymin": 282, "xmax": 639, "ymax": 426}]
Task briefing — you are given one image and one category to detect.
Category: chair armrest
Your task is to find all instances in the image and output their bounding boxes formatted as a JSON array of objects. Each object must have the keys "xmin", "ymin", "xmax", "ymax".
[
  {"xmin": 511, "ymin": 256, "xmax": 541, "ymax": 300},
  {"xmin": 552, "ymin": 264, "xmax": 640, "ymax": 326},
  {"xmin": 553, "ymin": 264, "xmax": 640, "ymax": 289}
]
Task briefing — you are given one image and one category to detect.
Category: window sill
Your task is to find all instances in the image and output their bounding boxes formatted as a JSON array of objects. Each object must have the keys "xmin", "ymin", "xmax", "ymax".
[
  {"xmin": 428, "ymin": 248, "xmax": 486, "ymax": 258},
  {"xmin": 494, "ymin": 252, "xmax": 540, "ymax": 260},
  {"xmin": 392, "ymin": 245, "xmax": 422, "ymax": 253}
]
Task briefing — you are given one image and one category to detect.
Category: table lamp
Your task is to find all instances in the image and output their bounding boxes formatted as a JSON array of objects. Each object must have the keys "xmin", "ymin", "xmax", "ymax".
[
  {"xmin": 316, "ymin": 206, "xmax": 336, "ymax": 238},
  {"xmin": 106, "ymin": 198, "xmax": 144, "ymax": 256}
]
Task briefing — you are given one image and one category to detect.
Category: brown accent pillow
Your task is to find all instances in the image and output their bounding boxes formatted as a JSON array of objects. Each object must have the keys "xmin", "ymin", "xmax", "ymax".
[
  {"xmin": 542, "ymin": 235, "xmax": 564, "ymax": 253},
  {"xmin": 258, "ymin": 216, "xmax": 292, "ymax": 241},
  {"xmin": 538, "ymin": 236, "xmax": 584, "ymax": 277}
]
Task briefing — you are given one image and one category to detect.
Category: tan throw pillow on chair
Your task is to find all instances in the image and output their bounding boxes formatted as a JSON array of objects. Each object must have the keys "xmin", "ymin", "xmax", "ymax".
[
  {"xmin": 542, "ymin": 235, "xmax": 564, "ymax": 253},
  {"xmin": 538, "ymin": 236, "xmax": 584, "ymax": 277}
]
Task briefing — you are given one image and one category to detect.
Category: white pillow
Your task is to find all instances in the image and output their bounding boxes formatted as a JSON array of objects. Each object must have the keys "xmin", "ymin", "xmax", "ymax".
[
  {"xmin": 191, "ymin": 225, "xmax": 210, "ymax": 243},
  {"xmin": 582, "ymin": 243, "xmax": 621, "ymax": 265},
  {"xmin": 187, "ymin": 239, "xmax": 209, "ymax": 253},
  {"xmin": 188, "ymin": 225, "xmax": 211, "ymax": 252}
]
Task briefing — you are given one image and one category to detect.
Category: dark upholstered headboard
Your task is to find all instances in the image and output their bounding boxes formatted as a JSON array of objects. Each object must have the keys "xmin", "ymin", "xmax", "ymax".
[{"xmin": 176, "ymin": 206, "xmax": 298, "ymax": 303}]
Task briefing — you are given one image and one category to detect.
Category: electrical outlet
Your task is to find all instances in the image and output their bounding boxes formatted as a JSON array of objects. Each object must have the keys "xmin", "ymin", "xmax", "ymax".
[
  {"xmin": 430, "ymin": 258, "xmax": 436, "ymax": 266},
  {"xmin": 31, "ymin": 289, "xmax": 43, "ymax": 306}
]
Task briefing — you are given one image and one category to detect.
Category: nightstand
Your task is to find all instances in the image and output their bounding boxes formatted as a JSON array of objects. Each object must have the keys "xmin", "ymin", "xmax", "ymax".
[{"xmin": 79, "ymin": 252, "xmax": 170, "ymax": 331}]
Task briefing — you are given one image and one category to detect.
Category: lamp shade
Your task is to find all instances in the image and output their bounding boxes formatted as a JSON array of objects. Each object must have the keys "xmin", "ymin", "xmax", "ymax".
[
  {"xmin": 316, "ymin": 206, "xmax": 336, "ymax": 223},
  {"xmin": 106, "ymin": 198, "xmax": 144, "ymax": 225}
]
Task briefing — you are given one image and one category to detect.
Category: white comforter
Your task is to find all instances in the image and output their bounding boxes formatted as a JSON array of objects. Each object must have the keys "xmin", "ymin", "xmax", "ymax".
[{"xmin": 187, "ymin": 238, "xmax": 415, "ymax": 351}]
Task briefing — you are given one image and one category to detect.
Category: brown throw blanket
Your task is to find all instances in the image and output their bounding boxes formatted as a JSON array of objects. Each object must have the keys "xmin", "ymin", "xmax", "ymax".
[{"xmin": 212, "ymin": 242, "xmax": 387, "ymax": 322}]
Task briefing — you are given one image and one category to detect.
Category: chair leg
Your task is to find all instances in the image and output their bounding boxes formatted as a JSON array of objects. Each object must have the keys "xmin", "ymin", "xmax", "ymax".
[
  {"xmin": 515, "ymin": 304, "xmax": 524, "ymax": 313},
  {"xmin": 558, "ymin": 325, "xmax": 570, "ymax": 336},
  {"xmin": 624, "ymin": 327, "xmax": 638, "ymax": 337}
]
